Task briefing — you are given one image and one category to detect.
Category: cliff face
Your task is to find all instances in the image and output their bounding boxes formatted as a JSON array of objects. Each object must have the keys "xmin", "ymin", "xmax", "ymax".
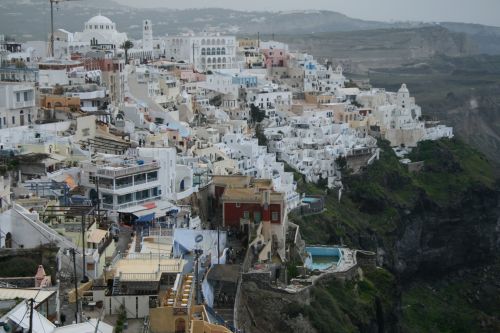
[
  {"xmin": 281, "ymin": 138, "xmax": 500, "ymax": 332},
  {"xmin": 393, "ymin": 185, "xmax": 499, "ymax": 278}
]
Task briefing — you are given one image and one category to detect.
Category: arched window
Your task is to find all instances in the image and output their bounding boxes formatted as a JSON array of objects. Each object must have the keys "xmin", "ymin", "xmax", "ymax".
[
  {"xmin": 206, "ymin": 48, "xmax": 211, "ymax": 55},
  {"xmin": 222, "ymin": 57, "xmax": 226, "ymax": 63},
  {"xmin": 201, "ymin": 48, "xmax": 206, "ymax": 55},
  {"xmin": 207, "ymin": 58, "xmax": 211, "ymax": 64},
  {"xmin": 217, "ymin": 57, "xmax": 221, "ymax": 63},
  {"xmin": 212, "ymin": 39, "xmax": 216, "ymax": 45},
  {"xmin": 216, "ymin": 39, "xmax": 220, "ymax": 45},
  {"xmin": 211, "ymin": 48, "xmax": 216, "ymax": 55},
  {"xmin": 201, "ymin": 39, "xmax": 206, "ymax": 45},
  {"xmin": 221, "ymin": 47, "xmax": 226, "ymax": 55},
  {"xmin": 216, "ymin": 48, "xmax": 221, "ymax": 55}
]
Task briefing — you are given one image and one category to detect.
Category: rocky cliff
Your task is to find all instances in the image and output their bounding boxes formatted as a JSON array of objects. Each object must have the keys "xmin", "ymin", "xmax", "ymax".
[{"xmin": 242, "ymin": 138, "xmax": 499, "ymax": 332}]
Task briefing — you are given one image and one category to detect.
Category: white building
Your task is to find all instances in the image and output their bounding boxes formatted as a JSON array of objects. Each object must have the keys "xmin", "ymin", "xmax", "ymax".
[
  {"xmin": 80, "ymin": 155, "xmax": 163, "ymax": 219},
  {"xmin": 0, "ymin": 82, "xmax": 36, "ymax": 128},
  {"xmin": 73, "ymin": 15, "xmax": 128, "ymax": 50},
  {"xmin": 165, "ymin": 34, "xmax": 237, "ymax": 71}
]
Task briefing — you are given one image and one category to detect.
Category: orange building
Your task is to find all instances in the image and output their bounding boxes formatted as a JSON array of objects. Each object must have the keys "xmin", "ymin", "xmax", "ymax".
[{"xmin": 40, "ymin": 95, "xmax": 81, "ymax": 112}]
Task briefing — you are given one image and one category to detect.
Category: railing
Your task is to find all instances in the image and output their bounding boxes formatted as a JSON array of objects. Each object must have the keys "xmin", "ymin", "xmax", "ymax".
[
  {"xmin": 97, "ymin": 162, "xmax": 159, "ymax": 178},
  {"xmin": 14, "ymin": 100, "xmax": 35, "ymax": 109},
  {"xmin": 120, "ymin": 272, "xmax": 159, "ymax": 281},
  {"xmin": 101, "ymin": 196, "xmax": 162, "ymax": 211},
  {"xmin": 158, "ymin": 263, "xmax": 182, "ymax": 272}
]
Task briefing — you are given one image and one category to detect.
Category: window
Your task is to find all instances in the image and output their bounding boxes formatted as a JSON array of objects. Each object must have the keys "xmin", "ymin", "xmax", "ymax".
[
  {"xmin": 11, "ymin": 116, "xmax": 15, "ymax": 125},
  {"xmin": 23, "ymin": 91, "xmax": 28, "ymax": 101},
  {"xmin": 243, "ymin": 211, "xmax": 249, "ymax": 219},
  {"xmin": 16, "ymin": 93, "xmax": 20, "ymax": 102},
  {"xmin": 236, "ymin": 203, "xmax": 240, "ymax": 208},
  {"xmin": 272, "ymin": 212, "xmax": 279, "ymax": 221}
]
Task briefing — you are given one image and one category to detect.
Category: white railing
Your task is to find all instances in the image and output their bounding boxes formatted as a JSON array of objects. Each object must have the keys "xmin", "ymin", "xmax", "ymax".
[
  {"xmin": 97, "ymin": 162, "xmax": 159, "ymax": 178},
  {"xmin": 101, "ymin": 196, "xmax": 162, "ymax": 211}
]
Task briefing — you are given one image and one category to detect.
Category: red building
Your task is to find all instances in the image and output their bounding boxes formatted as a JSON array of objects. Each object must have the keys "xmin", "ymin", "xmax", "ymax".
[
  {"xmin": 212, "ymin": 175, "xmax": 286, "ymax": 229},
  {"xmin": 222, "ymin": 188, "xmax": 285, "ymax": 228}
]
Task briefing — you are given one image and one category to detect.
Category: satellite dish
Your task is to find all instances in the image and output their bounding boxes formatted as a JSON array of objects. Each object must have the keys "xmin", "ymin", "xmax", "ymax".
[{"xmin": 195, "ymin": 234, "xmax": 203, "ymax": 243}]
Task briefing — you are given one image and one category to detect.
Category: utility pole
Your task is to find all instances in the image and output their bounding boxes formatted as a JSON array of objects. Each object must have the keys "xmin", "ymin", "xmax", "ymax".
[
  {"xmin": 194, "ymin": 249, "xmax": 203, "ymax": 305},
  {"xmin": 95, "ymin": 174, "xmax": 100, "ymax": 226},
  {"xmin": 28, "ymin": 298, "xmax": 34, "ymax": 333},
  {"xmin": 71, "ymin": 248, "xmax": 79, "ymax": 323},
  {"xmin": 81, "ymin": 214, "xmax": 88, "ymax": 283},
  {"xmin": 192, "ymin": 42, "xmax": 196, "ymax": 72},
  {"xmin": 50, "ymin": 0, "xmax": 55, "ymax": 57},
  {"xmin": 217, "ymin": 224, "xmax": 220, "ymax": 265}
]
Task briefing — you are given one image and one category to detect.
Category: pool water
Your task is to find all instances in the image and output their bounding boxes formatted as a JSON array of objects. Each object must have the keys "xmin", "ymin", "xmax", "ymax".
[
  {"xmin": 302, "ymin": 197, "xmax": 319, "ymax": 204},
  {"xmin": 305, "ymin": 246, "xmax": 343, "ymax": 271}
]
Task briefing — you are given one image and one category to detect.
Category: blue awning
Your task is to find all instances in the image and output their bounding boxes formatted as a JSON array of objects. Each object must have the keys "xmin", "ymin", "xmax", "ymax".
[{"xmin": 135, "ymin": 212, "xmax": 155, "ymax": 223}]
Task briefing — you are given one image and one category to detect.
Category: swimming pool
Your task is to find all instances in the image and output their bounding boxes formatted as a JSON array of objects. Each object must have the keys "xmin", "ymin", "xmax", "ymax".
[
  {"xmin": 302, "ymin": 197, "xmax": 320, "ymax": 204},
  {"xmin": 305, "ymin": 246, "xmax": 342, "ymax": 271}
]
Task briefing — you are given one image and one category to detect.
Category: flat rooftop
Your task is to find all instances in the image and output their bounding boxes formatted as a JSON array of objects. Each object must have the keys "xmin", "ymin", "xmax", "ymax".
[
  {"xmin": 114, "ymin": 257, "xmax": 186, "ymax": 281},
  {"xmin": 0, "ymin": 288, "xmax": 55, "ymax": 304}
]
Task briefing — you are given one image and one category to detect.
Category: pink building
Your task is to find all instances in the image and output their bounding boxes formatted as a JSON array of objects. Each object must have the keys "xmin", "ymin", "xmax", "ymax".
[{"xmin": 262, "ymin": 48, "xmax": 289, "ymax": 68}]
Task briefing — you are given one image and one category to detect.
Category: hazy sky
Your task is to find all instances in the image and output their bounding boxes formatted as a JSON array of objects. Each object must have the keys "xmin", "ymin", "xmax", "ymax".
[{"xmin": 114, "ymin": 0, "xmax": 499, "ymax": 26}]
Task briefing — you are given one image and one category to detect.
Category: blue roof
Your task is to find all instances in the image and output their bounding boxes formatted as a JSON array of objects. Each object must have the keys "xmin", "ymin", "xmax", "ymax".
[{"xmin": 135, "ymin": 213, "xmax": 155, "ymax": 223}]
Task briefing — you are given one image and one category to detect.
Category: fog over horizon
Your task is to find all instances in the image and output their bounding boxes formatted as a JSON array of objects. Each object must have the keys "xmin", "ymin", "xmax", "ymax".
[{"xmin": 113, "ymin": 0, "xmax": 500, "ymax": 27}]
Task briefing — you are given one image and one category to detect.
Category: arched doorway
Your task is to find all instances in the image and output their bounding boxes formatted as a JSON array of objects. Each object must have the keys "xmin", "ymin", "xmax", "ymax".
[
  {"xmin": 5, "ymin": 232, "xmax": 12, "ymax": 248},
  {"xmin": 175, "ymin": 318, "xmax": 186, "ymax": 333}
]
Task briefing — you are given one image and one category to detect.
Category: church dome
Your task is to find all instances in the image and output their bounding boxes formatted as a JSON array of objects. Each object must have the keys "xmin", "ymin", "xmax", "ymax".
[{"xmin": 87, "ymin": 15, "xmax": 113, "ymax": 26}]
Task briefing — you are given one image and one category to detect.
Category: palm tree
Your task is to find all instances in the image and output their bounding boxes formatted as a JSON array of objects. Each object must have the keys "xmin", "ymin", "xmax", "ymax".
[{"xmin": 121, "ymin": 40, "xmax": 134, "ymax": 64}]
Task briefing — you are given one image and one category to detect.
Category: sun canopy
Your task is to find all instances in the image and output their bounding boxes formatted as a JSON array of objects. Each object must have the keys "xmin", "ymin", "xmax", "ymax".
[{"xmin": 134, "ymin": 212, "xmax": 155, "ymax": 223}]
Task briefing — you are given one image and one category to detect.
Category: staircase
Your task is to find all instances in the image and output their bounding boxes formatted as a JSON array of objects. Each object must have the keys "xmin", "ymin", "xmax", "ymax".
[{"xmin": 112, "ymin": 275, "xmax": 121, "ymax": 295}]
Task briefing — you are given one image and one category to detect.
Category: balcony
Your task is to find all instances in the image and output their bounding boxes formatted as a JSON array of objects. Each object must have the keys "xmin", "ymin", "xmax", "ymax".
[
  {"xmin": 172, "ymin": 187, "xmax": 195, "ymax": 201},
  {"xmin": 97, "ymin": 161, "xmax": 159, "ymax": 178},
  {"xmin": 13, "ymin": 100, "xmax": 35, "ymax": 109},
  {"xmin": 101, "ymin": 195, "xmax": 162, "ymax": 211}
]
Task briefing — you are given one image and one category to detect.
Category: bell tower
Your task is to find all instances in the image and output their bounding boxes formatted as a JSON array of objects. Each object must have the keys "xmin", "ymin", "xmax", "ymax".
[{"xmin": 143, "ymin": 19, "xmax": 153, "ymax": 50}]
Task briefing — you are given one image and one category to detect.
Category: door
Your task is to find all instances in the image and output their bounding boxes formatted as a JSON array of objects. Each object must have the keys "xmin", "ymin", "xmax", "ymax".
[{"xmin": 254, "ymin": 211, "xmax": 261, "ymax": 223}]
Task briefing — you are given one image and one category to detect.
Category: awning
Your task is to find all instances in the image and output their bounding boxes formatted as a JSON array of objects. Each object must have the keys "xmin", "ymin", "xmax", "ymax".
[{"xmin": 134, "ymin": 212, "xmax": 155, "ymax": 223}]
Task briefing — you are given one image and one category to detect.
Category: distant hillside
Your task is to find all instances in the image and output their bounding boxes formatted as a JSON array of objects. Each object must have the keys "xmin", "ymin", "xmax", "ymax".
[
  {"xmin": 440, "ymin": 22, "xmax": 500, "ymax": 54},
  {"xmin": 276, "ymin": 26, "xmax": 477, "ymax": 73},
  {"xmin": 1, "ymin": 0, "xmax": 499, "ymax": 59}
]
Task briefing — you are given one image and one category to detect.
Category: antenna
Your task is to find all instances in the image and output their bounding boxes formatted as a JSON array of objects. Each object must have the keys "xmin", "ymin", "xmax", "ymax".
[{"xmin": 48, "ymin": 0, "xmax": 82, "ymax": 57}]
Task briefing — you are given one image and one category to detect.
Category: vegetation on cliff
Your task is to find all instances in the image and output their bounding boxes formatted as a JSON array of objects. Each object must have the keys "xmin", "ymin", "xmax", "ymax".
[
  {"xmin": 282, "ymin": 269, "xmax": 399, "ymax": 333},
  {"xmin": 289, "ymin": 138, "xmax": 499, "ymax": 332}
]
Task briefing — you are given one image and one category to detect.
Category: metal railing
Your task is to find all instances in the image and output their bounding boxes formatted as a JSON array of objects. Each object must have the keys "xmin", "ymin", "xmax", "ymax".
[{"xmin": 97, "ymin": 162, "xmax": 159, "ymax": 178}]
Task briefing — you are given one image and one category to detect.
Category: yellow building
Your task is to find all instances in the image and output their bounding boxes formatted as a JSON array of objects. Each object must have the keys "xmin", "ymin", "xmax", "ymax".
[{"xmin": 150, "ymin": 274, "xmax": 232, "ymax": 333}]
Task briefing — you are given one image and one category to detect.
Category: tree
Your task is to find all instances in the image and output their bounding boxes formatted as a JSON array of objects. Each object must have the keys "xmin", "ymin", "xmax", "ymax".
[
  {"xmin": 250, "ymin": 104, "xmax": 265, "ymax": 124},
  {"xmin": 121, "ymin": 40, "xmax": 134, "ymax": 64}
]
